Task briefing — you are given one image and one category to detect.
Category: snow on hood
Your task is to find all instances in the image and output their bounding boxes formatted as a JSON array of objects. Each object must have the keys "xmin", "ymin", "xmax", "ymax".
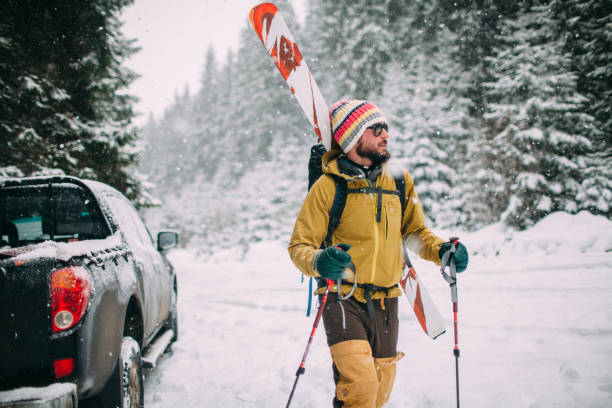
[{"xmin": 0, "ymin": 232, "xmax": 123, "ymax": 262}]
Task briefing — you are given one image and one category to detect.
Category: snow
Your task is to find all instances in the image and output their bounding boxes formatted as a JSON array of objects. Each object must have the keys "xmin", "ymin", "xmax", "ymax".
[
  {"xmin": 143, "ymin": 211, "xmax": 612, "ymax": 407},
  {"xmin": 0, "ymin": 232, "xmax": 123, "ymax": 262},
  {"xmin": 0, "ymin": 383, "xmax": 76, "ymax": 403}
]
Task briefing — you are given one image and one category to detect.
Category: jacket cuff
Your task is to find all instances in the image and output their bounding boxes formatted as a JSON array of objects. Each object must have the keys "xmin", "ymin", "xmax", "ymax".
[{"xmin": 312, "ymin": 249, "xmax": 323, "ymax": 275}]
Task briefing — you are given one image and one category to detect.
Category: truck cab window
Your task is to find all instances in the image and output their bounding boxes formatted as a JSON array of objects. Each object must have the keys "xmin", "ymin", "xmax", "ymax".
[{"xmin": 0, "ymin": 184, "xmax": 108, "ymax": 247}]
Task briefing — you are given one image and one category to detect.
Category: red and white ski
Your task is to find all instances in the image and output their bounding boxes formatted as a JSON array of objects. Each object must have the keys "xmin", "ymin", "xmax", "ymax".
[
  {"xmin": 250, "ymin": 2, "xmax": 445, "ymax": 340},
  {"xmin": 249, "ymin": 2, "xmax": 332, "ymax": 150},
  {"xmin": 400, "ymin": 248, "xmax": 446, "ymax": 339}
]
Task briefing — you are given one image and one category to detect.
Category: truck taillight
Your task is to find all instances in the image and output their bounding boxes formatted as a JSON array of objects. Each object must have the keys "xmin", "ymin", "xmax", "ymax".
[{"xmin": 51, "ymin": 266, "xmax": 92, "ymax": 333}]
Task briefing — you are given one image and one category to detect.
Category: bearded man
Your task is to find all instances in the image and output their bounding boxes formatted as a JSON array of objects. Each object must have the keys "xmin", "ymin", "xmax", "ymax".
[{"xmin": 288, "ymin": 99, "xmax": 469, "ymax": 407}]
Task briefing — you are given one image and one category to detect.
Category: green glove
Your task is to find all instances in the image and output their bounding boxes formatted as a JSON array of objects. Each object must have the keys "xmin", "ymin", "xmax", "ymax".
[
  {"xmin": 439, "ymin": 241, "xmax": 469, "ymax": 273},
  {"xmin": 316, "ymin": 243, "xmax": 352, "ymax": 280}
]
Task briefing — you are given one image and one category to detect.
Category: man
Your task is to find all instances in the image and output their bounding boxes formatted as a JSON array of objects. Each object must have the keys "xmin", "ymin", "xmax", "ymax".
[{"xmin": 288, "ymin": 99, "xmax": 468, "ymax": 407}]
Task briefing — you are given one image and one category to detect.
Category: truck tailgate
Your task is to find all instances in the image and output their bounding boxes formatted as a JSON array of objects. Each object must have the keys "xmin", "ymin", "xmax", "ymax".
[{"xmin": 0, "ymin": 258, "xmax": 55, "ymax": 389}]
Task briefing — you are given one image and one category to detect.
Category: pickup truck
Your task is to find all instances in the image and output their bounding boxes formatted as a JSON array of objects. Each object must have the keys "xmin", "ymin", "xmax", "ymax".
[{"xmin": 0, "ymin": 176, "xmax": 179, "ymax": 407}]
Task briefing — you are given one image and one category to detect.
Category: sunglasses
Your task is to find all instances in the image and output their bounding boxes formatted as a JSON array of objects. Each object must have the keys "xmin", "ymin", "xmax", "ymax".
[{"xmin": 367, "ymin": 123, "xmax": 388, "ymax": 137}]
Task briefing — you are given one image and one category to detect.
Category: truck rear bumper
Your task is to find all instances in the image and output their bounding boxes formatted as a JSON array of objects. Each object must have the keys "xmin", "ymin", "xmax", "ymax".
[{"xmin": 0, "ymin": 383, "xmax": 77, "ymax": 408}]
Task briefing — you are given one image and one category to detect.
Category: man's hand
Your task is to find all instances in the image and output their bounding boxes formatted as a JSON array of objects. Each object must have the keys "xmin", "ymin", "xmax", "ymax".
[
  {"xmin": 439, "ymin": 241, "xmax": 469, "ymax": 273},
  {"xmin": 316, "ymin": 243, "xmax": 352, "ymax": 280}
]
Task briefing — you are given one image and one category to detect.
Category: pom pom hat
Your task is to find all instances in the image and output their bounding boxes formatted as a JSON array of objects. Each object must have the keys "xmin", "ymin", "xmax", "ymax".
[{"xmin": 330, "ymin": 99, "xmax": 387, "ymax": 153}]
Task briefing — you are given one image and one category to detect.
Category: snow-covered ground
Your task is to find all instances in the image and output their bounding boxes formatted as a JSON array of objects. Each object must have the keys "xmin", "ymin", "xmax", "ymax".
[{"xmin": 144, "ymin": 211, "xmax": 612, "ymax": 407}]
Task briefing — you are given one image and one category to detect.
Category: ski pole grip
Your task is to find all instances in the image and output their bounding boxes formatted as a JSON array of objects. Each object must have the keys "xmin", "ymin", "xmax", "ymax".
[{"xmin": 443, "ymin": 237, "xmax": 459, "ymax": 270}]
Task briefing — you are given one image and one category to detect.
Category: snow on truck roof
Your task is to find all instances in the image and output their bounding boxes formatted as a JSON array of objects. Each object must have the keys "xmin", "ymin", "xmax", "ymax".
[{"xmin": 1, "ymin": 175, "xmax": 123, "ymax": 198}]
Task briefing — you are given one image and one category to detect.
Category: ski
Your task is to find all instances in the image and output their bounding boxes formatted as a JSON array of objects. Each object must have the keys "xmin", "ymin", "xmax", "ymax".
[
  {"xmin": 249, "ymin": 2, "xmax": 332, "ymax": 150},
  {"xmin": 400, "ymin": 247, "xmax": 446, "ymax": 339},
  {"xmin": 250, "ymin": 2, "xmax": 445, "ymax": 340}
]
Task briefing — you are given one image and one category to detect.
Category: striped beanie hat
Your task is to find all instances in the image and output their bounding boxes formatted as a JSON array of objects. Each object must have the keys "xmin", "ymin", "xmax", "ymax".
[{"xmin": 330, "ymin": 99, "xmax": 387, "ymax": 153}]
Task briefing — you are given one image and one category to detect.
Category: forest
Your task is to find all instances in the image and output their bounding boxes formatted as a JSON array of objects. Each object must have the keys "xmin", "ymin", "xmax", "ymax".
[{"xmin": 2, "ymin": 0, "xmax": 611, "ymax": 255}]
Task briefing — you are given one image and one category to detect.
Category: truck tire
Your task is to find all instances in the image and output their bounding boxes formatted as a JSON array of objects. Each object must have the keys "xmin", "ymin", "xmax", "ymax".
[{"xmin": 99, "ymin": 336, "xmax": 144, "ymax": 408}]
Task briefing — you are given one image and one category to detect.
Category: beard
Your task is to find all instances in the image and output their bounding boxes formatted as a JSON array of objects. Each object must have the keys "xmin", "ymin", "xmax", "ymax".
[{"xmin": 356, "ymin": 142, "xmax": 391, "ymax": 166}]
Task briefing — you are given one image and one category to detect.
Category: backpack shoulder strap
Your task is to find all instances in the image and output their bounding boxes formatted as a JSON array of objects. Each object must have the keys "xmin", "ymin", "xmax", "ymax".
[
  {"xmin": 323, "ymin": 174, "xmax": 347, "ymax": 248},
  {"xmin": 394, "ymin": 172, "xmax": 406, "ymax": 218}
]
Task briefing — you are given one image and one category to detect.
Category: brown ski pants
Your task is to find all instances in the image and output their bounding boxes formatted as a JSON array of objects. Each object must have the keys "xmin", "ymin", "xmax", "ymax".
[{"xmin": 322, "ymin": 293, "xmax": 404, "ymax": 407}]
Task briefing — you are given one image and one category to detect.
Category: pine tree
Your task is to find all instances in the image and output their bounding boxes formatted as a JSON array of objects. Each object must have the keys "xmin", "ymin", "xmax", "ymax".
[
  {"xmin": 560, "ymin": 0, "xmax": 612, "ymax": 218},
  {"xmin": 0, "ymin": 0, "xmax": 145, "ymax": 202},
  {"xmin": 380, "ymin": 0, "xmax": 471, "ymax": 227},
  {"xmin": 154, "ymin": 87, "xmax": 194, "ymax": 192},
  {"xmin": 307, "ymin": 0, "xmax": 392, "ymax": 101},
  {"xmin": 425, "ymin": 0, "xmax": 518, "ymax": 229},
  {"xmin": 561, "ymin": 0, "xmax": 612, "ymax": 142},
  {"xmin": 484, "ymin": 4, "xmax": 596, "ymax": 229},
  {"xmin": 191, "ymin": 46, "xmax": 221, "ymax": 177}
]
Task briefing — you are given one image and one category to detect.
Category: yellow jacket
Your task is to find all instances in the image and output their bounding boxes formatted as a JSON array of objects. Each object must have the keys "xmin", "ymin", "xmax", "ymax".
[{"xmin": 288, "ymin": 150, "xmax": 445, "ymax": 302}]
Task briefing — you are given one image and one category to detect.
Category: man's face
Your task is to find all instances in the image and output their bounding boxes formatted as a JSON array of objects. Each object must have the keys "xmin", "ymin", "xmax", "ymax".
[{"xmin": 356, "ymin": 123, "xmax": 390, "ymax": 165}]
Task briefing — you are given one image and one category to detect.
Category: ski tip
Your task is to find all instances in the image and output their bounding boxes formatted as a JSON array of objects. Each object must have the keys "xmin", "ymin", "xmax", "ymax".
[
  {"xmin": 249, "ymin": 3, "xmax": 279, "ymax": 43},
  {"xmin": 249, "ymin": 2, "xmax": 278, "ymax": 23}
]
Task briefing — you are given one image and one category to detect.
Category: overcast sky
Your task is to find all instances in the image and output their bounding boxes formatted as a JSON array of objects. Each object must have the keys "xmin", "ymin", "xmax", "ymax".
[{"xmin": 121, "ymin": 0, "xmax": 305, "ymax": 125}]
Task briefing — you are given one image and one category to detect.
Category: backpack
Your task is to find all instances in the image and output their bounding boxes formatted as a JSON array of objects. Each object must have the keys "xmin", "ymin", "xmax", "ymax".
[
  {"xmin": 308, "ymin": 143, "xmax": 407, "ymax": 248},
  {"xmin": 303, "ymin": 143, "xmax": 407, "ymax": 316}
]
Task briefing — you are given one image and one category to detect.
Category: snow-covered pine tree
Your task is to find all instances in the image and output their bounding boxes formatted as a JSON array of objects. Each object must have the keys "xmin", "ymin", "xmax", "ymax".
[
  {"xmin": 560, "ymin": 0, "xmax": 612, "ymax": 218},
  {"xmin": 306, "ymin": 0, "xmax": 391, "ymax": 101},
  {"xmin": 0, "ymin": 0, "xmax": 144, "ymax": 202},
  {"xmin": 191, "ymin": 46, "xmax": 222, "ymax": 178},
  {"xmin": 561, "ymin": 0, "xmax": 612, "ymax": 143},
  {"xmin": 137, "ymin": 113, "xmax": 159, "ymax": 177},
  {"xmin": 440, "ymin": 0, "xmax": 517, "ymax": 229},
  {"xmin": 301, "ymin": 0, "xmax": 340, "ymax": 99},
  {"xmin": 380, "ymin": 0, "xmax": 471, "ymax": 228},
  {"xmin": 153, "ymin": 87, "xmax": 194, "ymax": 193},
  {"xmin": 450, "ymin": 0, "xmax": 517, "ymax": 119},
  {"xmin": 484, "ymin": 4, "xmax": 597, "ymax": 229}
]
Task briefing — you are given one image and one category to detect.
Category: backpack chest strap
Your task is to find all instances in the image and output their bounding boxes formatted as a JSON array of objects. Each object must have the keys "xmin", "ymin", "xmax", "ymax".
[
  {"xmin": 323, "ymin": 174, "xmax": 406, "ymax": 247},
  {"xmin": 347, "ymin": 186, "xmax": 400, "ymax": 222}
]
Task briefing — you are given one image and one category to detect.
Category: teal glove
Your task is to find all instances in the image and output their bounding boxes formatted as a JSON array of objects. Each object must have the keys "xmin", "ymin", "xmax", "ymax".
[
  {"xmin": 439, "ymin": 241, "xmax": 469, "ymax": 273},
  {"xmin": 316, "ymin": 243, "xmax": 352, "ymax": 280}
]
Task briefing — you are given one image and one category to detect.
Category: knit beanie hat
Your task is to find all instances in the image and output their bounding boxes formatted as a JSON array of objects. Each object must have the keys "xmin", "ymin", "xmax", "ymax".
[{"xmin": 330, "ymin": 99, "xmax": 387, "ymax": 153}]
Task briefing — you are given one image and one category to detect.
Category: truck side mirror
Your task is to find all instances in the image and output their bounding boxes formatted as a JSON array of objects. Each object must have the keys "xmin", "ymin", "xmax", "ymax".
[{"xmin": 157, "ymin": 231, "xmax": 178, "ymax": 251}]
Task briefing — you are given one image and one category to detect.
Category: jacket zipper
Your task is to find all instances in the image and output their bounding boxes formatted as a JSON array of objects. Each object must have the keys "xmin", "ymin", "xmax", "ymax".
[{"xmin": 385, "ymin": 203, "xmax": 389, "ymax": 242}]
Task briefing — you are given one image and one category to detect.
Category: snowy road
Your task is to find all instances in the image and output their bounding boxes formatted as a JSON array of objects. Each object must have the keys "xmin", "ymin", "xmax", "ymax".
[{"xmin": 144, "ymin": 215, "xmax": 612, "ymax": 407}]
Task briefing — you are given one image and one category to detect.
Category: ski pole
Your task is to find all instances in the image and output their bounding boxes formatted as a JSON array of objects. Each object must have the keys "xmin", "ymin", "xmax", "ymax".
[
  {"xmin": 286, "ymin": 278, "xmax": 332, "ymax": 408},
  {"xmin": 440, "ymin": 237, "xmax": 461, "ymax": 408}
]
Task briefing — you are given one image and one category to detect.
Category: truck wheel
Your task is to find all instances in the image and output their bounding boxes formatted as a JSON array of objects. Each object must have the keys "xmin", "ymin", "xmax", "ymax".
[{"xmin": 99, "ymin": 336, "xmax": 144, "ymax": 408}]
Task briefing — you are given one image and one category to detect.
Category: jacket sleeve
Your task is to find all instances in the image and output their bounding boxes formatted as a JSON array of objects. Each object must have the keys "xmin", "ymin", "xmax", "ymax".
[
  {"xmin": 401, "ymin": 170, "xmax": 445, "ymax": 265},
  {"xmin": 288, "ymin": 176, "xmax": 335, "ymax": 277}
]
